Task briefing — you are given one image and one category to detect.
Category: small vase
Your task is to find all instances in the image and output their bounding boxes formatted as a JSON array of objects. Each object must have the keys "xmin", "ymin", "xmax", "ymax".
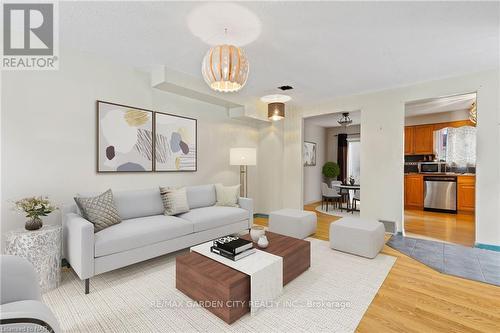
[
  {"xmin": 250, "ymin": 226, "xmax": 265, "ymax": 242},
  {"xmin": 257, "ymin": 235, "xmax": 269, "ymax": 249},
  {"xmin": 25, "ymin": 217, "xmax": 42, "ymax": 231}
]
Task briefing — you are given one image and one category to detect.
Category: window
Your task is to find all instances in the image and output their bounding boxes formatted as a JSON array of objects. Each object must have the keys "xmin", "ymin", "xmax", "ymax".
[{"xmin": 347, "ymin": 139, "xmax": 360, "ymax": 182}]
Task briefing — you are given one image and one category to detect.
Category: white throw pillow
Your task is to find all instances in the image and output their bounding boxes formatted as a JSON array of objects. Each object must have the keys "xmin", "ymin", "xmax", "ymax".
[
  {"xmin": 159, "ymin": 187, "xmax": 190, "ymax": 216},
  {"xmin": 215, "ymin": 184, "xmax": 240, "ymax": 207}
]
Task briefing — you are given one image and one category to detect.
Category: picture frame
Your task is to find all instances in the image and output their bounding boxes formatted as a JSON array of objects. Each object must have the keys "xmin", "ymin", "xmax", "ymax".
[
  {"xmin": 303, "ymin": 141, "xmax": 317, "ymax": 166},
  {"xmin": 97, "ymin": 101, "xmax": 154, "ymax": 172},
  {"xmin": 154, "ymin": 111, "xmax": 197, "ymax": 172}
]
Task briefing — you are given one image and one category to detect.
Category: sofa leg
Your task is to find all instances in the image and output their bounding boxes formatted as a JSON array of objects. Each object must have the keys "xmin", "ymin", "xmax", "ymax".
[{"xmin": 84, "ymin": 278, "xmax": 89, "ymax": 294}]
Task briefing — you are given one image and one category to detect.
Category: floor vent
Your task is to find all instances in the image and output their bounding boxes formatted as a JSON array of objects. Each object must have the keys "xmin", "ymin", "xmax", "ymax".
[{"xmin": 378, "ymin": 219, "xmax": 396, "ymax": 234}]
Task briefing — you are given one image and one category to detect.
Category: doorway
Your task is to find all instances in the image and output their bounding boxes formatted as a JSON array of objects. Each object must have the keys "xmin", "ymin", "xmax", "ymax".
[
  {"xmin": 302, "ymin": 111, "xmax": 361, "ymax": 218},
  {"xmin": 403, "ymin": 92, "xmax": 477, "ymax": 246}
]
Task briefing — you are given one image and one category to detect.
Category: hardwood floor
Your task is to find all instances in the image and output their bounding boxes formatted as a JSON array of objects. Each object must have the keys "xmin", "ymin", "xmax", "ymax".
[
  {"xmin": 254, "ymin": 202, "xmax": 500, "ymax": 333},
  {"xmin": 404, "ymin": 209, "xmax": 475, "ymax": 247}
]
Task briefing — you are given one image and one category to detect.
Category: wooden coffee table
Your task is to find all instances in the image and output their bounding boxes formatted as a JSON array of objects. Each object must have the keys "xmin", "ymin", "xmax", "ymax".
[{"xmin": 176, "ymin": 232, "xmax": 310, "ymax": 324}]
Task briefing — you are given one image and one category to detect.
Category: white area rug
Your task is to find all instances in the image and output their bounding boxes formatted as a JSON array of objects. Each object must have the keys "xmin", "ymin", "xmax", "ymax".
[
  {"xmin": 42, "ymin": 239, "xmax": 395, "ymax": 333},
  {"xmin": 315, "ymin": 205, "xmax": 360, "ymax": 217}
]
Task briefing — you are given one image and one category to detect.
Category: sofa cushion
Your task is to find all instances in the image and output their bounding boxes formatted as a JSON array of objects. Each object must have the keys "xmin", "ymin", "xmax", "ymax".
[
  {"xmin": 113, "ymin": 188, "xmax": 165, "ymax": 220},
  {"xmin": 178, "ymin": 206, "xmax": 248, "ymax": 232},
  {"xmin": 185, "ymin": 184, "xmax": 216, "ymax": 209},
  {"xmin": 74, "ymin": 189, "xmax": 121, "ymax": 232},
  {"xmin": 94, "ymin": 215, "xmax": 193, "ymax": 257},
  {"xmin": 159, "ymin": 187, "xmax": 189, "ymax": 216}
]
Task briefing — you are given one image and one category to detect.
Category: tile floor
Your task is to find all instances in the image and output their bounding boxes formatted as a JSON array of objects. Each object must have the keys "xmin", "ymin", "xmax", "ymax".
[{"xmin": 387, "ymin": 235, "xmax": 500, "ymax": 286}]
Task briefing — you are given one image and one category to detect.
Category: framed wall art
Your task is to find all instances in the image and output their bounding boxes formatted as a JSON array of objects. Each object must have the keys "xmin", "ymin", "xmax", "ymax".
[
  {"xmin": 154, "ymin": 112, "xmax": 197, "ymax": 172},
  {"xmin": 97, "ymin": 101, "xmax": 154, "ymax": 172},
  {"xmin": 303, "ymin": 141, "xmax": 317, "ymax": 166}
]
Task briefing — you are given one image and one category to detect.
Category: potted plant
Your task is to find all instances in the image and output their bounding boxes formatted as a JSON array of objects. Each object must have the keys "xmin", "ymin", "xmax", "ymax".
[
  {"xmin": 14, "ymin": 196, "xmax": 57, "ymax": 231},
  {"xmin": 322, "ymin": 161, "xmax": 340, "ymax": 184}
]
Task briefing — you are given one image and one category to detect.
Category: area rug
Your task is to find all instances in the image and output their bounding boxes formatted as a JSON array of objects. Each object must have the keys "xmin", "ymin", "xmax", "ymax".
[
  {"xmin": 42, "ymin": 239, "xmax": 396, "ymax": 333},
  {"xmin": 315, "ymin": 205, "xmax": 360, "ymax": 217},
  {"xmin": 387, "ymin": 234, "xmax": 500, "ymax": 286}
]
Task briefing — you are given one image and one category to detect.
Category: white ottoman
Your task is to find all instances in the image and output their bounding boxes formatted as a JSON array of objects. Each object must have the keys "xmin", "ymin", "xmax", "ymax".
[
  {"xmin": 329, "ymin": 217, "xmax": 385, "ymax": 258},
  {"xmin": 269, "ymin": 209, "xmax": 317, "ymax": 239}
]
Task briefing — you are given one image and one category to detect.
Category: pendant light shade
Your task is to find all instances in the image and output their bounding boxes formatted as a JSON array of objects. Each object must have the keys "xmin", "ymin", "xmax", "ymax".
[
  {"xmin": 201, "ymin": 44, "xmax": 249, "ymax": 93},
  {"xmin": 268, "ymin": 102, "xmax": 285, "ymax": 121}
]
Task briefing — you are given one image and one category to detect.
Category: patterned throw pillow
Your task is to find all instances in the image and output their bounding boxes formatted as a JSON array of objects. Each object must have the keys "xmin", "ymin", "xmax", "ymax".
[
  {"xmin": 159, "ymin": 187, "xmax": 190, "ymax": 216},
  {"xmin": 215, "ymin": 184, "xmax": 240, "ymax": 207},
  {"xmin": 74, "ymin": 189, "xmax": 121, "ymax": 232}
]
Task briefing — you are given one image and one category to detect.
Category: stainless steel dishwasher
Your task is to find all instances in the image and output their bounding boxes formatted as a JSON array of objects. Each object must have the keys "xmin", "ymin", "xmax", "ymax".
[{"xmin": 423, "ymin": 176, "xmax": 457, "ymax": 213}]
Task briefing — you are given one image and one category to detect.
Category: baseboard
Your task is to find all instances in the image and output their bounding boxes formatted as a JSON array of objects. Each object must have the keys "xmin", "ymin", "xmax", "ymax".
[
  {"xmin": 254, "ymin": 213, "xmax": 269, "ymax": 218},
  {"xmin": 475, "ymin": 243, "xmax": 500, "ymax": 252}
]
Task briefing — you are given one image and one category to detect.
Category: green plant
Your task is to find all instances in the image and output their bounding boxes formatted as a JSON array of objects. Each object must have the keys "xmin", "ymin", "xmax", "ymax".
[
  {"xmin": 14, "ymin": 196, "xmax": 57, "ymax": 220},
  {"xmin": 322, "ymin": 162, "xmax": 340, "ymax": 179}
]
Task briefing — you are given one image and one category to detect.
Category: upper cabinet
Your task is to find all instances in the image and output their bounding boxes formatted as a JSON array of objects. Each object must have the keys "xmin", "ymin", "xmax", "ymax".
[
  {"xmin": 413, "ymin": 125, "xmax": 434, "ymax": 155},
  {"xmin": 404, "ymin": 127, "xmax": 415, "ymax": 155},
  {"xmin": 404, "ymin": 124, "xmax": 433, "ymax": 155}
]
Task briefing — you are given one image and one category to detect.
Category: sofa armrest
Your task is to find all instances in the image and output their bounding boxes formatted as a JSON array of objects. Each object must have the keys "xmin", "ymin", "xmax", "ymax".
[
  {"xmin": 238, "ymin": 197, "xmax": 253, "ymax": 227},
  {"xmin": 0, "ymin": 255, "xmax": 41, "ymax": 304},
  {"xmin": 62, "ymin": 212, "xmax": 94, "ymax": 279},
  {"xmin": 1, "ymin": 300, "xmax": 61, "ymax": 333}
]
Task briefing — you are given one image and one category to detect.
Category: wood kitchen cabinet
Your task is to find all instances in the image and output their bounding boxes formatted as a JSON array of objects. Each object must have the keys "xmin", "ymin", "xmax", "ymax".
[
  {"xmin": 404, "ymin": 127, "xmax": 415, "ymax": 155},
  {"xmin": 404, "ymin": 174, "xmax": 423, "ymax": 209},
  {"xmin": 457, "ymin": 176, "xmax": 475, "ymax": 213},
  {"xmin": 404, "ymin": 125, "xmax": 433, "ymax": 155},
  {"xmin": 413, "ymin": 125, "xmax": 434, "ymax": 155}
]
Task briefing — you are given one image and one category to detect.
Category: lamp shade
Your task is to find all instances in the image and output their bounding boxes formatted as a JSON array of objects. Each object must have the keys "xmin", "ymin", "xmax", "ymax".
[
  {"xmin": 268, "ymin": 102, "xmax": 285, "ymax": 121},
  {"xmin": 230, "ymin": 148, "xmax": 257, "ymax": 166}
]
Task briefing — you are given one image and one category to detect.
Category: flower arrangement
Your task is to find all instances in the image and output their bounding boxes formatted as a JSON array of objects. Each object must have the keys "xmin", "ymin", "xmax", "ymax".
[{"xmin": 14, "ymin": 196, "xmax": 57, "ymax": 230}]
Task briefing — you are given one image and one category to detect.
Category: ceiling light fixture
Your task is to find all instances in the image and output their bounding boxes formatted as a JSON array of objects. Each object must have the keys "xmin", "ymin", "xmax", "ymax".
[
  {"xmin": 268, "ymin": 103, "xmax": 285, "ymax": 121},
  {"xmin": 337, "ymin": 112, "xmax": 353, "ymax": 127},
  {"xmin": 201, "ymin": 30, "xmax": 249, "ymax": 93},
  {"xmin": 469, "ymin": 102, "xmax": 477, "ymax": 124},
  {"xmin": 260, "ymin": 94, "xmax": 292, "ymax": 103}
]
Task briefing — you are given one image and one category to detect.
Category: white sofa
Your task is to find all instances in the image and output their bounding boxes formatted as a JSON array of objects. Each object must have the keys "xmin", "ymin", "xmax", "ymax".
[{"xmin": 62, "ymin": 184, "xmax": 253, "ymax": 294}]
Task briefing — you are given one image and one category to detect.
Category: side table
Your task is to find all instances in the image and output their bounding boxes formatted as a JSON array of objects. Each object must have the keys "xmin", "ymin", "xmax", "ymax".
[{"xmin": 4, "ymin": 224, "xmax": 62, "ymax": 293}]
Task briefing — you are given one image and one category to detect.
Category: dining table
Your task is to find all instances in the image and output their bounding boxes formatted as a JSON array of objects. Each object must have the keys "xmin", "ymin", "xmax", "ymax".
[{"xmin": 332, "ymin": 183, "xmax": 360, "ymax": 212}]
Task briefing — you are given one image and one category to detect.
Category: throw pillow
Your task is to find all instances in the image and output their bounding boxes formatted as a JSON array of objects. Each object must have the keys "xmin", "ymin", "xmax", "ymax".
[
  {"xmin": 215, "ymin": 184, "xmax": 240, "ymax": 207},
  {"xmin": 74, "ymin": 189, "xmax": 121, "ymax": 232},
  {"xmin": 159, "ymin": 187, "xmax": 190, "ymax": 216}
]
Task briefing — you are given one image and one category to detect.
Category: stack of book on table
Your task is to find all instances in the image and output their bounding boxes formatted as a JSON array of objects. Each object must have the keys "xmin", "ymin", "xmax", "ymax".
[{"xmin": 211, "ymin": 236, "xmax": 255, "ymax": 261}]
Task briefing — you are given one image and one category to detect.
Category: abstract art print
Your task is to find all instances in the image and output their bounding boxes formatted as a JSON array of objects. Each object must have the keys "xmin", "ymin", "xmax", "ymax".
[
  {"xmin": 155, "ymin": 112, "xmax": 197, "ymax": 171},
  {"xmin": 303, "ymin": 141, "xmax": 316, "ymax": 166},
  {"xmin": 97, "ymin": 101, "xmax": 153, "ymax": 172}
]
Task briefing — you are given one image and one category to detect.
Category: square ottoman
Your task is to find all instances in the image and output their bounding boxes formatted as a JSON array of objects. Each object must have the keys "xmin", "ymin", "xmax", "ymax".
[
  {"xmin": 269, "ymin": 209, "xmax": 317, "ymax": 239},
  {"xmin": 329, "ymin": 217, "xmax": 385, "ymax": 258}
]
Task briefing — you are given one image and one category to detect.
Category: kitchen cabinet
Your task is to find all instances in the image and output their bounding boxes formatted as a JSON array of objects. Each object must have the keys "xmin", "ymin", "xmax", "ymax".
[
  {"xmin": 413, "ymin": 125, "xmax": 434, "ymax": 155},
  {"xmin": 404, "ymin": 174, "xmax": 423, "ymax": 209},
  {"xmin": 404, "ymin": 125, "xmax": 433, "ymax": 155},
  {"xmin": 457, "ymin": 176, "xmax": 475, "ymax": 213},
  {"xmin": 404, "ymin": 127, "xmax": 415, "ymax": 155}
]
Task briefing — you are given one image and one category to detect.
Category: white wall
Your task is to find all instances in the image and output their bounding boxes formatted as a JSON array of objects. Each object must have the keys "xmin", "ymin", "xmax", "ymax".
[
  {"xmin": 1, "ymin": 49, "xmax": 259, "ymax": 246},
  {"xmin": 325, "ymin": 125, "xmax": 361, "ymax": 162},
  {"xmin": 405, "ymin": 109, "xmax": 469, "ymax": 126},
  {"xmin": 277, "ymin": 70, "xmax": 499, "ymax": 246},
  {"xmin": 303, "ymin": 121, "xmax": 326, "ymax": 204}
]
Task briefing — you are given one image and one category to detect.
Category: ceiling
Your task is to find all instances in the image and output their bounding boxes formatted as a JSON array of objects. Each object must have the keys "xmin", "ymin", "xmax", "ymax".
[
  {"xmin": 405, "ymin": 92, "xmax": 476, "ymax": 117},
  {"xmin": 306, "ymin": 111, "xmax": 361, "ymax": 128},
  {"xmin": 60, "ymin": 2, "xmax": 499, "ymax": 109}
]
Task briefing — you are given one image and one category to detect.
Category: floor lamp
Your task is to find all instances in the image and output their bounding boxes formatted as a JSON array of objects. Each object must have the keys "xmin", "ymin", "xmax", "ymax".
[{"xmin": 230, "ymin": 148, "xmax": 257, "ymax": 197}]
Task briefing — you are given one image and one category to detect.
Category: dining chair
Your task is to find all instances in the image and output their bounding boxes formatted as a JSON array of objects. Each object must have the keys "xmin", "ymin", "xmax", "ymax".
[
  {"xmin": 331, "ymin": 180, "xmax": 349, "ymax": 211},
  {"xmin": 352, "ymin": 190, "xmax": 360, "ymax": 213},
  {"xmin": 321, "ymin": 182, "xmax": 340, "ymax": 211}
]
